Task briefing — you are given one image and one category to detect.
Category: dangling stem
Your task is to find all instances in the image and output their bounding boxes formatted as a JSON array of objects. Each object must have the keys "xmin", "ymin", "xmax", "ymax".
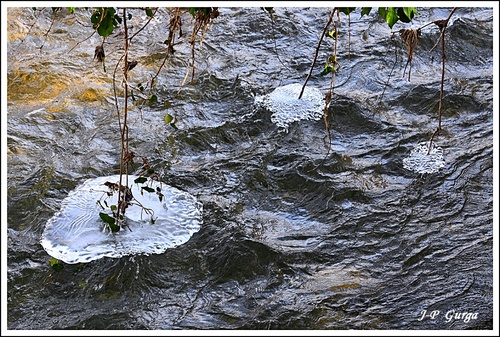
[
  {"xmin": 299, "ymin": 7, "xmax": 336, "ymax": 99},
  {"xmin": 117, "ymin": 8, "xmax": 130, "ymax": 223},
  {"xmin": 428, "ymin": 7, "xmax": 456, "ymax": 153}
]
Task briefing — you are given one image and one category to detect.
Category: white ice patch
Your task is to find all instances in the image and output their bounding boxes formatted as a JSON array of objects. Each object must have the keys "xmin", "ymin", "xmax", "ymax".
[
  {"xmin": 403, "ymin": 142, "xmax": 445, "ymax": 174},
  {"xmin": 254, "ymin": 83, "xmax": 324, "ymax": 132},
  {"xmin": 40, "ymin": 175, "xmax": 202, "ymax": 264}
]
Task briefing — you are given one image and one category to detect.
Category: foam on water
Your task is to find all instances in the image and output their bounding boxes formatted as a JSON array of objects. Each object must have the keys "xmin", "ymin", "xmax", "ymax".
[
  {"xmin": 40, "ymin": 175, "xmax": 203, "ymax": 264},
  {"xmin": 254, "ymin": 83, "xmax": 324, "ymax": 132},
  {"xmin": 403, "ymin": 142, "xmax": 445, "ymax": 174}
]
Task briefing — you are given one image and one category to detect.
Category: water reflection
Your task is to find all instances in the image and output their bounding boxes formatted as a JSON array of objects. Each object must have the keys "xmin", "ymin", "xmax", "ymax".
[{"xmin": 6, "ymin": 6, "xmax": 494, "ymax": 330}]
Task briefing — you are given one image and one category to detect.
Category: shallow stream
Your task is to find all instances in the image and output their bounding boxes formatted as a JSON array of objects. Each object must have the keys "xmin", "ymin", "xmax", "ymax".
[{"xmin": 6, "ymin": 6, "xmax": 494, "ymax": 330}]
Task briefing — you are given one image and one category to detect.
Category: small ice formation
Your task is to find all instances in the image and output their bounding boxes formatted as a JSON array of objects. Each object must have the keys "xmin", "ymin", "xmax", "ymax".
[
  {"xmin": 403, "ymin": 141, "xmax": 445, "ymax": 174},
  {"xmin": 254, "ymin": 83, "xmax": 324, "ymax": 132},
  {"xmin": 40, "ymin": 175, "xmax": 203, "ymax": 264}
]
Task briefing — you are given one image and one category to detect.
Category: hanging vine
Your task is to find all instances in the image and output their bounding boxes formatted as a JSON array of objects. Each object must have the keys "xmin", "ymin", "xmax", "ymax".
[
  {"xmin": 178, "ymin": 7, "xmax": 219, "ymax": 92},
  {"xmin": 427, "ymin": 7, "xmax": 457, "ymax": 152},
  {"xmin": 89, "ymin": 7, "xmax": 220, "ymax": 231}
]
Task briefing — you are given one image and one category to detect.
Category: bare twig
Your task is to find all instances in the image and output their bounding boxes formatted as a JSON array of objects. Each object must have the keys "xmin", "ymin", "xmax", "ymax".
[
  {"xmin": 308, "ymin": 12, "xmax": 340, "ymax": 172},
  {"xmin": 129, "ymin": 7, "xmax": 158, "ymax": 42},
  {"xmin": 378, "ymin": 32, "xmax": 400, "ymax": 105},
  {"xmin": 150, "ymin": 7, "xmax": 182, "ymax": 87},
  {"xmin": 13, "ymin": 7, "xmax": 44, "ymax": 53},
  {"xmin": 428, "ymin": 7, "xmax": 457, "ymax": 153},
  {"xmin": 299, "ymin": 7, "xmax": 336, "ymax": 99},
  {"xmin": 116, "ymin": 8, "xmax": 131, "ymax": 224},
  {"xmin": 38, "ymin": 7, "xmax": 60, "ymax": 52}
]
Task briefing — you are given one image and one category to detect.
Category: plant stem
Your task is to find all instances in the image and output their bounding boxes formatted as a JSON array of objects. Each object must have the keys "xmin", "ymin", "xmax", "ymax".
[
  {"xmin": 117, "ymin": 8, "xmax": 130, "ymax": 223},
  {"xmin": 428, "ymin": 7, "xmax": 456, "ymax": 153},
  {"xmin": 299, "ymin": 7, "xmax": 336, "ymax": 99}
]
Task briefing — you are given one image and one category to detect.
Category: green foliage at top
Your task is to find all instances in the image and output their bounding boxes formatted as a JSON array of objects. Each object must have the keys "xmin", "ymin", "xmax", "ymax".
[
  {"xmin": 378, "ymin": 7, "xmax": 418, "ymax": 28},
  {"xmin": 338, "ymin": 7, "xmax": 356, "ymax": 16},
  {"xmin": 360, "ymin": 7, "xmax": 372, "ymax": 17},
  {"xmin": 188, "ymin": 7, "xmax": 211, "ymax": 17},
  {"xmin": 339, "ymin": 7, "xmax": 418, "ymax": 29},
  {"xmin": 145, "ymin": 8, "xmax": 154, "ymax": 17},
  {"xmin": 91, "ymin": 7, "xmax": 122, "ymax": 37}
]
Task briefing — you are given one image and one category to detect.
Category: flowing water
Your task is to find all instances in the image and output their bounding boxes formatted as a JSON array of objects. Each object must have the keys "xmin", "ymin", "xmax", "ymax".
[{"xmin": 5, "ymin": 6, "xmax": 494, "ymax": 330}]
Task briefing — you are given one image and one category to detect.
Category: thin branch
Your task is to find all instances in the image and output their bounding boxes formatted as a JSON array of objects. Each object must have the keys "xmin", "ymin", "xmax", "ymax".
[
  {"xmin": 116, "ymin": 8, "xmax": 131, "ymax": 223},
  {"xmin": 128, "ymin": 7, "xmax": 158, "ymax": 42},
  {"xmin": 68, "ymin": 30, "xmax": 97, "ymax": 54},
  {"xmin": 378, "ymin": 32, "xmax": 399, "ymax": 105},
  {"xmin": 428, "ymin": 7, "xmax": 456, "ymax": 153},
  {"xmin": 150, "ymin": 8, "xmax": 182, "ymax": 88},
  {"xmin": 299, "ymin": 8, "xmax": 336, "ymax": 99},
  {"xmin": 13, "ymin": 7, "xmax": 44, "ymax": 53},
  {"xmin": 308, "ymin": 15, "xmax": 339, "ymax": 172},
  {"xmin": 38, "ymin": 8, "xmax": 60, "ymax": 52}
]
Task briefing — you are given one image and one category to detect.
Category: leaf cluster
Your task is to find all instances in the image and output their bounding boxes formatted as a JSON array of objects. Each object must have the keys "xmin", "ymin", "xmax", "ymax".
[
  {"xmin": 378, "ymin": 7, "xmax": 418, "ymax": 29},
  {"xmin": 338, "ymin": 7, "xmax": 418, "ymax": 29},
  {"xmin": 91, "ymin": 7, "xmax": 122, "ymax": 37}
]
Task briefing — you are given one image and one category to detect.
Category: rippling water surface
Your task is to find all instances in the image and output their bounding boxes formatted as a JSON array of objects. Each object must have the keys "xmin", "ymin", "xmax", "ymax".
[{"xmin": 5, "ymin": 6, "xmax": 495, "ymax": 331}]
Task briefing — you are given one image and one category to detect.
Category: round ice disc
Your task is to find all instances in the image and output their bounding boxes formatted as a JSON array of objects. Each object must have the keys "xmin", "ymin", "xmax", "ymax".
[
  {"xmin": 254, "ymin": 83, "xmax": 324, "ymax": 132},
  {"xmin": 403, "ymin": 142, "xmax": 445, "ymax": 174},
  {"xmin": 40, "ymin": 175, "xmax": 203, "ymax": 264}
]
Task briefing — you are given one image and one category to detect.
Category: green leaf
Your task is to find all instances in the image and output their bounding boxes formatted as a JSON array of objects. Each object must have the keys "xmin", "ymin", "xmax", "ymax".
[
  {"xmin": 134, "ymin": 177, "xmax": 148, "ymax": 184},
  {"xmin": 378, "ymin": 7, "xmax": 387, "ymax": 20},
  {"xmin": 149, "ymin": 94, "xmax": 158, "ymax": 104},
  {"xmin": 49, "ymin": 257, "xmax": 64, "ymax": 271},
  {"xmin": 97, "ymin": 14, "xmax": 114, "ymax": 37},
  {"xmin": 326, "ymin": 29, "xmax": 337, "ymax": 39},
  {"xmin": 399, "ymin": 7, "xmax": 417, "ymax": 22},
  {"xmin": 320, "ymin": 65, "xmax": 334, "ymax": 76},
  {"xmin": 91, "ymin": 11, "xmax": 100, "ymax": 24},
  {"xmin": 361, "ymin": 7, "xmax": 372, "ymax": 17},
  {"xmin": 114, "ymin": 14, "xmax": 122, "ymax": 25},
  {"xmin": 99, "ymin": 212, "xmax": 120, "ymax": 232},
  {"xmin": 146, "ymin": 8, "xmax": 154, "ymax": 17},
  {"xmin": 99, "ymin": 212, "xmax": 115, "ymax": 224},
  {"xmin": 141, "ymin": 186, "xmax": 155, "ymax": 193},
  {"xmin": 68, "ymin": 7, "xmax": 75, "ymax": 14},
  {"xmin": 92, "ymin": 8, "xmax": 121, "ymax": 37},
  {"xmin": 339, "ymin": 7, "xmax": 355, "ymax": 16},
  {"xmin": 385, "ymin": 7, "xmax": 399, "ymax": 29},
  {"xmin": 164, "ymin": 114, "xmax": 174, "ymax": 124},
  {"xmin": 110, "ymin": 204, "xmax": 117, "ymax": 211}
]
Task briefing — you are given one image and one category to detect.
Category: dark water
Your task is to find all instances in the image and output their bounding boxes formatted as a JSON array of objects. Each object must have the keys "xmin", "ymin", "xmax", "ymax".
[{"xmin": 5, "ymin": 6, "xmax": 495, "ymax": 330}]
